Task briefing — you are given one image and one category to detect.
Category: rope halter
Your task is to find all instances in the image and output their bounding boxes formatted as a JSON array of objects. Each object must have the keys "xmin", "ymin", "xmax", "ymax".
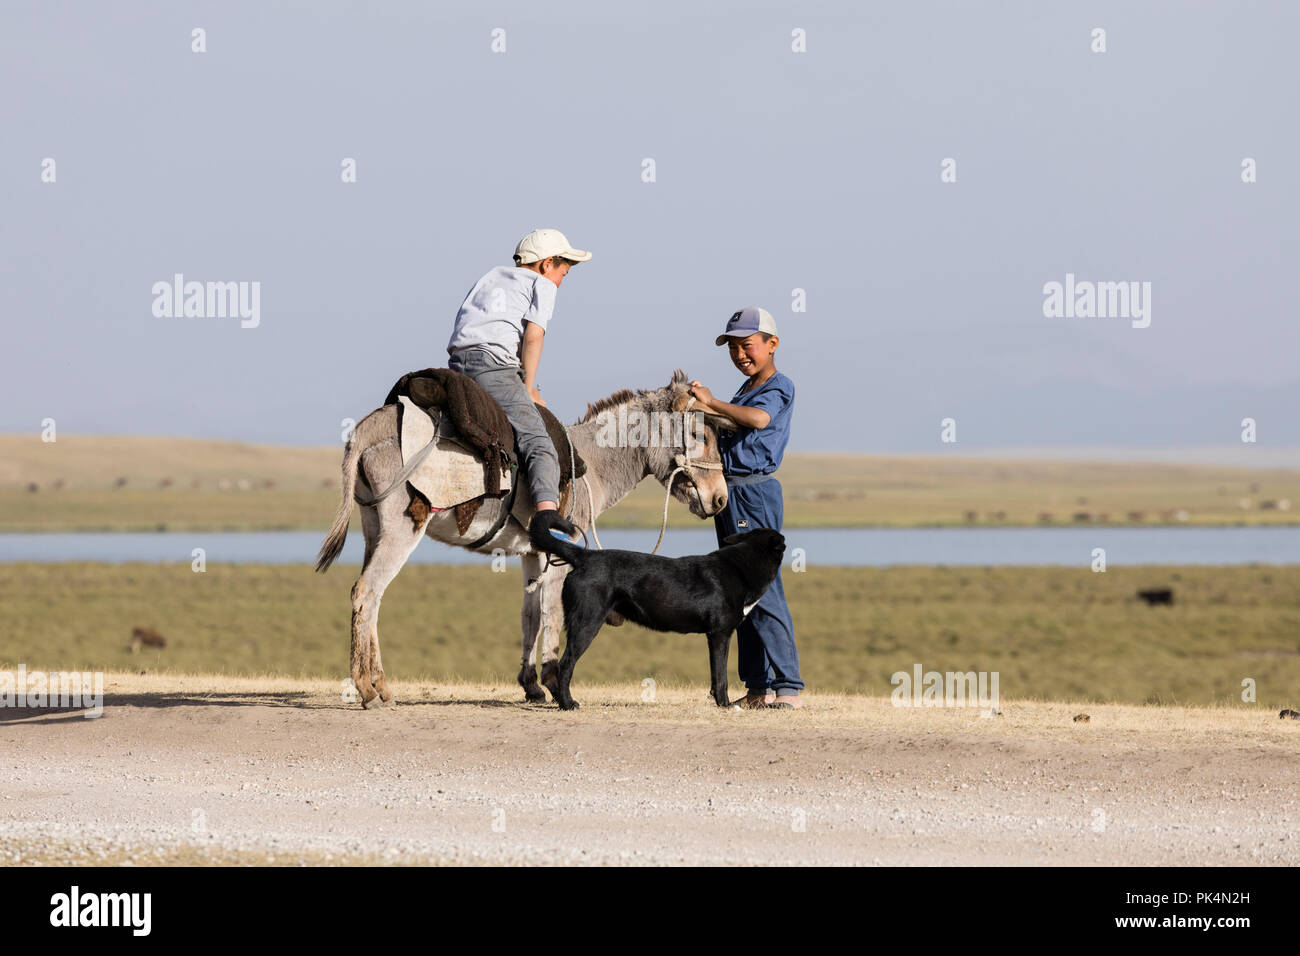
[
  {"xmin": 647, "ymin": 396, "xmax": 724, "ymax": 553},
  {"xmin": 566, "ymin": 394, "xmax": 726, "ymax": 558}
]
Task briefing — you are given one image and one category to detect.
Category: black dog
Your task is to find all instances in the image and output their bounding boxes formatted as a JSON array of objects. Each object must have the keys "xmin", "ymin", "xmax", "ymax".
[{"xmin": 528, "ymin": 524, "xmax": 786, "ymax": 709}]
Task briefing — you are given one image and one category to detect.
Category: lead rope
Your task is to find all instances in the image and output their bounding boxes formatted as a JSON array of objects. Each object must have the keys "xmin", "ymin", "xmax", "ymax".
[{"xmin": 572, "ymin": 426, "xmax": 600, "ymax": 546}]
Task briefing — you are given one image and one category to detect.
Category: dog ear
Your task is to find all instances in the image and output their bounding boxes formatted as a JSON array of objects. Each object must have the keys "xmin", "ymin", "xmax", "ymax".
[{"xmin": 721, "ymin": 532, "xmax": 745, "ymax": 546}]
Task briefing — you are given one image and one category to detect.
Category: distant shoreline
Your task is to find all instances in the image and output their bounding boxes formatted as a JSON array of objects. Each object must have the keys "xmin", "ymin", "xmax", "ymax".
[
  {"xmin": 3, "ymin": 435, "xmax": 1298, "ymax": 533},
  {"xmin": 6, "ymin": 433, "xmax": 1300, "ymax": 468}
]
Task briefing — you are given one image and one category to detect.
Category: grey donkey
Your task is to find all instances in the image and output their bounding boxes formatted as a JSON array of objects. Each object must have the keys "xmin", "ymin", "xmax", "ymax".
[{"xmin": 316, "ymin": 370, "xmax": 732, "ymax": 708}]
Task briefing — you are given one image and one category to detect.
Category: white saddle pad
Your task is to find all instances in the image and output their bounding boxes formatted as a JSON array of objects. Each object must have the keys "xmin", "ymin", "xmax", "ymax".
[{"xmin": 397, "ymin": 396, "xmax": 512, "ymax": 509}]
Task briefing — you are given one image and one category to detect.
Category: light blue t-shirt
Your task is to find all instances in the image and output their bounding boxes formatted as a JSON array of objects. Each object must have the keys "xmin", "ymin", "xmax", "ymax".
[
  {"xmin": 718, "ymin": 371, "xmax": 795, "ymax": 476},
  {"xmin": 446, "ymin": 265, "xmax": 557, "ymax": 367}
]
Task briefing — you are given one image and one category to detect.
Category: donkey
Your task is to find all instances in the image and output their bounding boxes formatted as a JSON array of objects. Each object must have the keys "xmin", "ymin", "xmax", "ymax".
[{"xmin": 315, "ymin": 370, "xmax": 731, "ymax": 708}]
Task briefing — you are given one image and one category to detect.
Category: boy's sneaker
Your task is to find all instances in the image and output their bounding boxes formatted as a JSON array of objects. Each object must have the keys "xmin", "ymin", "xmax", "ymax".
[
  {"xmin": 732, "ymin": 692, "xmax": 776, "ymax": 709},
  {"xmin": 530, "ymin": 509, "xmax": 580, "ymax": 541}
]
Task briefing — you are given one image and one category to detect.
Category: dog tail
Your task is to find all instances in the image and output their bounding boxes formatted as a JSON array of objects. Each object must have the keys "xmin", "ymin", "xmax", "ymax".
[{"xmin": 528, "ymin": 521, "xmax": 588, "ymax": 568}]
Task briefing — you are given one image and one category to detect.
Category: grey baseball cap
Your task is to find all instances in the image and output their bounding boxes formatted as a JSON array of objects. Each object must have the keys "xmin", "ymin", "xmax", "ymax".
[{"xmin": 715, "ymin": 306, "xmax": 778, "ymax": 346}]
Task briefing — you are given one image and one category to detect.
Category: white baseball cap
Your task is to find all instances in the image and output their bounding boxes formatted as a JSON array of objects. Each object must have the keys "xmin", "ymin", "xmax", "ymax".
[{"xmin": 514, "ymin": 228, "xmax": 592, "ymax": 265}]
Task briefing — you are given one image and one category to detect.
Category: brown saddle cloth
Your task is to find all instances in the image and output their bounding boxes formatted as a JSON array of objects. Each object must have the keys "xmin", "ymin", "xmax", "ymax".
[{"xmin": 384, "ymin": 368, "xmax": 587, "ymax": 534}]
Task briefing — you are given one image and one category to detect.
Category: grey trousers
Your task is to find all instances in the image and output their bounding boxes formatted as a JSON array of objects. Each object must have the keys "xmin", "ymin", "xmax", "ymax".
[{"xmin": 448, "ymin": 347, "xmax": 561, "ymax": 506}]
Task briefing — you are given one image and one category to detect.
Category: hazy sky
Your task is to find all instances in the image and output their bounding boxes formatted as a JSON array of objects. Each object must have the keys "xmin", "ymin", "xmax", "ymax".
[{"xmin": 3, "ymin": 0, "xmax": 1297, "ymax": 455}]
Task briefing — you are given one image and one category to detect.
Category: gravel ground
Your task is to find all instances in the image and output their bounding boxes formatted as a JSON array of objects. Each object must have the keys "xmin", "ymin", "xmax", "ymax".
[{"xmin": 2, "ymin": 674, "xmax": 1298, "ymax": 866}]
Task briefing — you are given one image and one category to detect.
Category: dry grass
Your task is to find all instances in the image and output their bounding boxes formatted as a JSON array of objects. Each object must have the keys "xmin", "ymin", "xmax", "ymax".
[
  {"xmin": 85, "ymin": 671, "xmax": 1300, "ymax": 748},
  {"xmin": 4, "ymin": 562, "xmax": 1299, "ymax": 707}
]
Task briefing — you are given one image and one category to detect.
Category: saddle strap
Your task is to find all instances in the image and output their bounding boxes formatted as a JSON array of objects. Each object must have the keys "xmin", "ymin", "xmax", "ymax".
[
  {"xmin": 354, "ymin": 428, "xmax": 441, "ymax": 507},
  {"xmin": 464, "ymin": 474, "xmax": 521, "ymax": 551}
]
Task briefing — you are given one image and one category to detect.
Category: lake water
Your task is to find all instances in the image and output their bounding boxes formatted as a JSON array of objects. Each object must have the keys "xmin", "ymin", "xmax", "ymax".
[{"xmin": 3, "ymin": 527, "xmax": 1299, "ymax": 566}]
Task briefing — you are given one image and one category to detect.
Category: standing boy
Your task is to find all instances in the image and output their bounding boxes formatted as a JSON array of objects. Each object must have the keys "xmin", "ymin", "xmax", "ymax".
[
  {"xmin": 688, "ymin": 307, "xmax": 804, "ymax": 709},
  {"xmin": 446, "ymin": 228, "xmax": 589, "ymax": 539}
]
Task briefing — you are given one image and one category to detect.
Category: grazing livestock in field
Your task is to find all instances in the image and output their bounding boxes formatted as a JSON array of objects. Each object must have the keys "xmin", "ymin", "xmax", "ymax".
[
  {"xmin": 130, "ymin": 627, "xmax": 167, "ymax": 652},
  {"xmin": 1136, "ymin": 588, "xmax": 1174, "ymax": 606}
]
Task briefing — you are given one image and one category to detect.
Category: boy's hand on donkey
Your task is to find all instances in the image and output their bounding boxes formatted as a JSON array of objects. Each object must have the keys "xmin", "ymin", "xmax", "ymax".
[
  {"xmin": 688, "ymin": 381, "xmax": 714, "ymax": 407},
  {"xmin": 529, "ymin": 385, "xmax": 546, "ymax": 407}
]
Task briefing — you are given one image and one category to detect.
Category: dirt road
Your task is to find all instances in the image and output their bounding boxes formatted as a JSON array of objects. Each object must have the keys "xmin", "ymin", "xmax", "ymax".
[{"xmin": 3, "ymin": 674, "xmax": 1297, "ymax": 865}]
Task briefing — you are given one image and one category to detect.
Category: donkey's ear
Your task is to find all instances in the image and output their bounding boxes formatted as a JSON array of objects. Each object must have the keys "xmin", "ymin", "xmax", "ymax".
[
  {"xmin": 669, "ymin": 373, "xmax": 693, "ymax": 413},
  {"xmin": 668, "ymin": 370, "xmax": 691, "ymax": 411}
]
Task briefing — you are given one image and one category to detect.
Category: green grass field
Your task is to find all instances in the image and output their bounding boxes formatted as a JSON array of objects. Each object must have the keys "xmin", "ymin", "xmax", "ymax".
[
  {"xmin": 4, "ymin": 562, "xmax": 1298, "ymax": 707},
  {"xmin": 3, "ymin": 434, "xmax": 1299, "ymax": 531}
]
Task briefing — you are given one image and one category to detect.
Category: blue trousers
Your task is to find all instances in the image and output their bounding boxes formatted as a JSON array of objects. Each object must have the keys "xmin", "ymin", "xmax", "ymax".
[{"xmin": 713, "ymin": 477, "xmax": 803, "ymax": 695}]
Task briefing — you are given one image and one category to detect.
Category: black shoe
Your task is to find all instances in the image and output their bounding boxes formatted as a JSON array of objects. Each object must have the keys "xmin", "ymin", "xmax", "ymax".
[{"xmin": 531, "ymin": 509, "xmax": 580, "ymax": 541}]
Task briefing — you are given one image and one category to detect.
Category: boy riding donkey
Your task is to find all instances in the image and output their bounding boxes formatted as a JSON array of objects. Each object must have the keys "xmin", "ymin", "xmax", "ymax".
[{"xmin": 446, "ymin": 228, "xmax": 589, "ymax": 541}]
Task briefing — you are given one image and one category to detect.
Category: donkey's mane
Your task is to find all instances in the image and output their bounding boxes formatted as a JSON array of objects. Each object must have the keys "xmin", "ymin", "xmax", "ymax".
[{"xmin": 577, "ymin": 369, "xmax": 688, "ymax": 424}]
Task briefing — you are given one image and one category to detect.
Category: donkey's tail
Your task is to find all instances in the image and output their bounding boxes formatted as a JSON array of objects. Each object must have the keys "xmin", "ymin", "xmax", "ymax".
[{"xmin": 316, "ymin": 407, "xmax": 391, "ymax": 572}]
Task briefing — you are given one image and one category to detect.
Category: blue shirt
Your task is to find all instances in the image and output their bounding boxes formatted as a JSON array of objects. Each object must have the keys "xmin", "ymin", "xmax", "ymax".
[{"xmin": 718, "ymin": 371, "xmax": 795, "ymax": 476}]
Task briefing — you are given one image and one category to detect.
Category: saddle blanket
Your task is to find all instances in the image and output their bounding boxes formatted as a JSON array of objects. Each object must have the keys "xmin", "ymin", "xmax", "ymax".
[{"xmin": 397, "ymin": 396, "xmax": 512, "ymax": 509}]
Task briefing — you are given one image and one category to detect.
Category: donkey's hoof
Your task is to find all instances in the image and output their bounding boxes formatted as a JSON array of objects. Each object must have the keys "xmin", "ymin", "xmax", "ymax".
[
  {"xmin": 360, "ymin": 694, "xmax": 389, "ymax": 710},
  {"xmin": 522, "ymin": 684, "xmax": 547, "ymax": 703},
  {"xmin": 540, "ymin": 663, "xmax": 560, "ymax": 695}
]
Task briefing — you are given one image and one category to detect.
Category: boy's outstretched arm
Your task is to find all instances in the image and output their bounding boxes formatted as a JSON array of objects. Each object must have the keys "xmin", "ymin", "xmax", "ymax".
[
  {"xmin": 520, "ymin": 321, "xmax": 546, "ymax": 406},
  {"xmin": 688, "ymin": 381, "xmax": 770, "ymax": 430}
]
